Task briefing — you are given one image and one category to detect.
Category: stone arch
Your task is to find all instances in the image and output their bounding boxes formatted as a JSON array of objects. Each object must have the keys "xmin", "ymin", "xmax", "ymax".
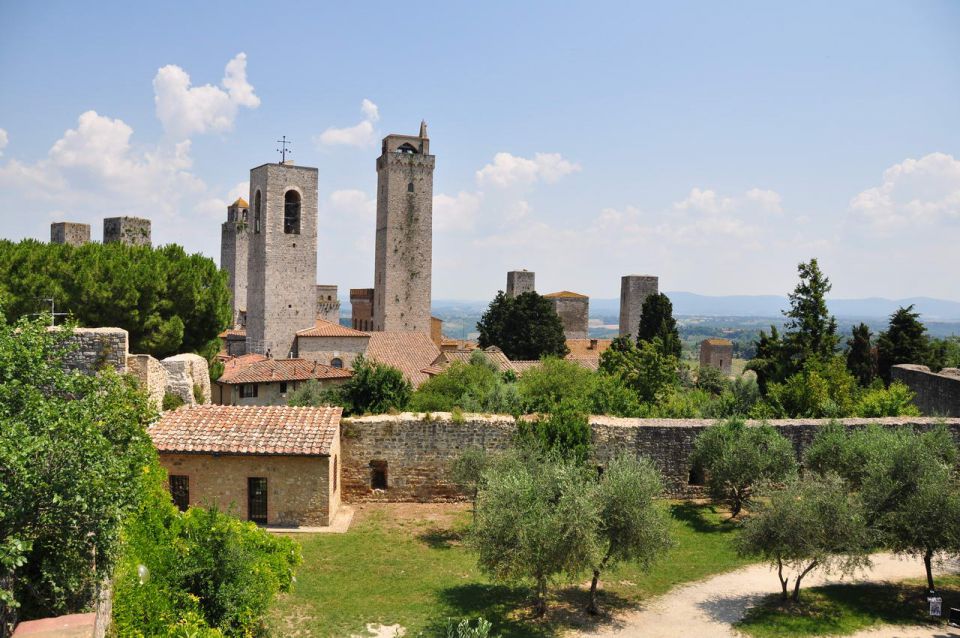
[{"xmin": 284, "ymin": 189, "xmax": 301, "ymax": 235}]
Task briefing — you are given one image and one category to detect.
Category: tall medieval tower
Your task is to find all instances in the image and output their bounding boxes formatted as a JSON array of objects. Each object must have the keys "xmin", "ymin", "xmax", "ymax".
[
  {"xmin": 372, "ymin": 122, "xmax": 434, "ymax": 333},
  {"xmin": 221, "ymin": 197, "xmax": 249, "ymax": 325},
  {"xmin": 245, "ymin": 162, "xmax": 318, "ymax": 358}
]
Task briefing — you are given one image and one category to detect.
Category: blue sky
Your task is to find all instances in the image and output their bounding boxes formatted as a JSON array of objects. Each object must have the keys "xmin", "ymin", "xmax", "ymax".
[{"xmin": 1, "ymin": 1, "xmax": 958, "ymax": 301}]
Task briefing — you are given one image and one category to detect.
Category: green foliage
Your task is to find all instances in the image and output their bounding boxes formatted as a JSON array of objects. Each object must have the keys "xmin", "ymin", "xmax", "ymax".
[
  {"xmin": 764, "ymin": 356, "xmax": 859, "ymax": 418},
  {"xmin": 516, "ymin": 406, "xmax": 592, "ymax": 464},
  {"xmin": 326, "ymin": 355, "xmax": 412, "ymax": 416},
  {"xmin": 636, "ymin": 293, "xmax": 682, "ymax": 359},
  {"xmin": 695, "ymin": 365, "xmax": 728, "ymax": 396},
  {"xmin": 930, "ymin": 336, "xmax": 960, "ymax": 370},
  {"xmin": 804, "ymin": 423, "xmax": 899, "ymax": 489},
  {"xmin": 877, "ymin": 305, "xmax": 933, "ymax": 382},
  {"xmin": 517, "ymin": 357, "xmax": 595, "ymax": 414},
  {"xmin": 192, "ymin": 384, "xmax": 206, "ymax": 405},
  {"xmin": 0, "ymin": 314, "xmax": 156, "ymax": 627},
  {"xmin": 0, "ymin": 239, "xmax": 231, "ymax": 359},
  {"xmin": 598, "ymin": 337, "xmax": 679, "ymax": 403},
  {"xmin": 286, "ymin": 379, "xmax": 338, "ymax": 407},
  {"xmin": 853, "ymin": 381, "xmax": 919, "ymax": 417},
  {"xmin": 476, "ymin": 291, "xmax": 568, "ymax": 361},
  {"xmin": 845, "ymin": 323, "xmax": 877, "ymax": 387},
  {"xmin": 411, "ymin": 353, "xmax": 521, "ymax": 415},
  {"xmin": 737, "ymin": 475, "xmax": 871, "ymax": 602},
  {"xmin": 451, "ymin": 448, "xmax": 490, "ymax": 513},
  {"xmin": 208, "ymin": 359, "xmax": 225, "ymax": 383},
  {"xmin": 445, "ymin": 617, "xmax": 499, "ymax": 638},
  {"xmin": 690, "ymin": 419, "xmax": 797, "ymax": 517},
  {"xmin": 747, "ymin": 326, "xmax": 790, "ymax": 394},
  {"xmin": 163, "ymin": 392, "xmax": 186, "ymax": 411}
]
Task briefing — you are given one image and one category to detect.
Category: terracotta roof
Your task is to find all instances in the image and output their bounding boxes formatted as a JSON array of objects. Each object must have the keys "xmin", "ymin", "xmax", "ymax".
[
  {"xmin": 430, "ymin": 347, "xmax": 515, "ymax": 373},
  {"xmin": 509, "ymin": 360, "xmax": 542, "ymax": 374},
  {"xmin": 218, "ymin": 354, "xmax": 352, "ymax": 384},
  {"xmin": 231, "ymin": 197, "xmax": 249, "ymax": 208},
  {"xmin": 544, "ymin": 291, "xmax": 588, "ymax": 299},
  {"xmin": 150, "ymin": 405, "xmax": 341, "ymax": 456},
  {"xmin": 296, "ymin": 318, "xmax": 370, "ymax": 338},
  {"xmin": 365, "ymin": 331, "xmax": 441, "ymax": 387},
  {"xmin": 218, "ymin": 327, "xmax": 246, "ymax": 338},
  {"xmin": 702, "ymin": 338, "xmax": 733, "ymax": 346},
  {"xmin": 565, "ymin": 338, "xmax": 613, "ymax": 358}
]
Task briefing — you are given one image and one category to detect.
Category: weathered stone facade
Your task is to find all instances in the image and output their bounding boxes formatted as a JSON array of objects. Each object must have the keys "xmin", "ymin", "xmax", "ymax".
[
  {"xmin": 103, "ymin": 216, "xmax": 151, "ymax": 247},
  {"xmin": 699, "ymin": 338, "xmax": 733, "ymax": 375},
  {"xmin": 316, "ymin": 284, "xmax": 341, "ymax": 323},
  {"xmin": 373, "ymin": 124, "xmax": 434, "ymax": 334},
  {"xmin": 296, "ymin": 334, "xmax": 370, "ymax": 369},
  {"xmin": 245, "ymin": 163, "xmax": 319, "ymax": 358},
  {"xmin": 619, "ymin": 274, "xmax": 658, "ymax": 337},
  {"xmin": 506, "ymin": 270, "xmax": 535, "ymax": 297},
  {"xmin": 50, "ymin": 221, "xmax": 91, "ymax": 246},
  {"xmin": 350, "ymin": 288, "xmax": 374, "ymax": 331},
  {"xmin": 892, "ymin": 364, "xmax": 960, "ymax": 417},
  {"xmin": 126, "ymin": 354, "xmax": 167, "ymax": 410},
  {"xmin": 58, "ymin": 327, "xmax": 129, "ymax": 374},
  {"xmin": 545, "ymin": 292, "xmax": 589, "ymax": 340},
  {"xmin": 161, "ymin": 353, "xmax": 211, "ymax": 405},
  {"xmin": 221, "ymin": 198, "xmax": 250, "ymax": 323},
  {"xmin": 340, "ymin": 413, "xmax": 960, "ymax": 501}
]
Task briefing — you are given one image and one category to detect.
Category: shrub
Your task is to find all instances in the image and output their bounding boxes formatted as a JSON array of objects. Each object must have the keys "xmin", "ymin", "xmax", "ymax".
[
  {"xmin": 163, "ymin": 392, "xmax": 185, "ymax": 411},
  {"xmin": 445, "ymin": 617, "xmax": 499, "ymax": 638},
  {"xmin": 516, "ymin": 404, "xmax": 591, "ymax": 463},
  {"xmin": 518, "ymin": 357, "xmax": 595, "ymax": 414},
  {"xmin": 853, "ymin": 381, "xmax": 920, "ymax": 417},
  {"xmin": 695, "ymin": 365, "xmax": 728, "ymax": 396},
  {"xmin": 192, "ymin": 383, "xmax": 206, "ymax": 405}
]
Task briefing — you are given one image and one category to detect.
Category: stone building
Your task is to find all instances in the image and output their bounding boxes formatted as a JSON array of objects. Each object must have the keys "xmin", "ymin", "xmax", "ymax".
[
  {"xmin": 245, "ymin": 162, "xmax": 318, "ymax": 359},
  {"xmin": 350, "ymin": 288, "xmax": 374, "ymax": 331},
  {"xmin": 619, "ymin": 274, "xmax": 659, "ymax": 337},
  {"xmin": 103, "ymin": 216, "xmax": 151, "ymax": 246},
  {"xmin": 221, "ymin": 197, "xmax": 250, "ymax": 324},
  {"xmin": 213, "ymin": 353, "xmax": 351, "ymax": 405},
  {"xmin": 50, "ymin": 222, "xmax": 90, "ymax": 246},
  {"xmin": 699, "ymin": 338, "xmax": 733, "ymax": 375},
  {"xmin": 544, "ymin": 291, "xmax": 589, "ymax": 340},
  {"xmin": 150, "ymin": 405, "xmax": 343, "ymax": 526},
  {"xmin": 506, "ymin": 270, "xmax": 535, "ymax": 297},
  {"xmin": 892, "ymin": 364, "xmax": 960, "ymax": 417},
  {"xmin": 316, "ymin": 285, "xmax": 341, "ymax": 323},
  {"xmin": 372, "ymin": 122, "xmax": 434, "ymax": 333},
  {"xmin": 219, "ymin": 328, "xmax": 247, "ymax": 357},
  {"xmin": 295, "ymin": 319, "xmax": 371, "ymax": 370}
]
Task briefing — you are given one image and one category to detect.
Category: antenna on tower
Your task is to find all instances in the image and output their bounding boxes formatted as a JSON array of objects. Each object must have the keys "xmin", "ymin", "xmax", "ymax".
[{"xmin": 276, "ymin": 136, "xmax": 292, "ymax": 164}]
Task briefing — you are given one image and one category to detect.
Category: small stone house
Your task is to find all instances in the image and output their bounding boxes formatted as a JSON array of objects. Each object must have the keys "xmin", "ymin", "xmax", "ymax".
[
  {"xmin": 700, "ymin": 338, "xmax": 734, "ymax": 375},
  {"xmin": 213, "ymin": 353, "xmax": 351, "ymax": 405},
  {"xmin": 295, "ymin": 319, "xmax": 371, "ymax": 369},
  {"xmin": 150, "ymin": 405, "xmax": 342, "ymax": 526}
]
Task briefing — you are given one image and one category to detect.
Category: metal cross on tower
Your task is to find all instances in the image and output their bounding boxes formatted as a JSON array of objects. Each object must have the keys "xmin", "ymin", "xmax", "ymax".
[{"xmin": 276, "ymin": 136, "xmax": 292, "ymax": 163}]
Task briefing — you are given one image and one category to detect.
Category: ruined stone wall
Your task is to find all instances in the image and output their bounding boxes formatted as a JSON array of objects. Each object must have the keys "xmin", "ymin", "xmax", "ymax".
[
  {"xmin": 892, "ymin": 365, "xmax": 960, "ymax": 417},
  {"xmin": 50, "ymin": 222, "xmax": 91, "ymax": 246},
  {"xmin": 161, "ymin": 353, "xmax": 211, "ymax": 405},
  {"xmin": 619, "ymin": 275, "xmax": 658, "ymax": 337},
  {"xmin": 341, "ymin": 413, "xmax": 960, "ymax": 502},
  {"xmin": 59, "ymin": 327, "xmax": 129, "ymax": 374},
  {"xmin": 103, "ymin": 216, "xmax": 151, "ymax": 247},
  {"xmin": 126, "ymin": 354, "xmax": 167, "ymax": 411},
  {"xmin": 506, "ymin": 270, "xmax": 535, "ymax": 298}
]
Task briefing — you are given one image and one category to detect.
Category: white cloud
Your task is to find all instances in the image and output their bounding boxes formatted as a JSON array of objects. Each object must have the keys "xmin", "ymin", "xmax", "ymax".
[
  {"xmin": 475, "ymin": 152, "xmax": 580, "ymax": 188},
  {"xmin": 673, "ymin": 187, "xmax": 734, "ymax": 214},
  {"xmin": 434, "ymin": 191, "xmax": 482, "ymax": 232},
  {"xmin": 0, "ymin": 128, "xmax": 7, "ymax": 156},
  {"xmin": 849, "ymin": 152, "xmax": 960, "ymax": 231},
  {"xmin": 745, "ymin": 188, "xmax": 783, "ymax": 213},
  {"xmin": 329, "ymin": 189, "xmax": 376, "ymax": 216},
  {"xmin": 316, "ymin": 99, "xmax": 380, "ymax": 147},
  {"xmin": 153, "ymin": 53, "xmax": 259, "ymax": 139}
]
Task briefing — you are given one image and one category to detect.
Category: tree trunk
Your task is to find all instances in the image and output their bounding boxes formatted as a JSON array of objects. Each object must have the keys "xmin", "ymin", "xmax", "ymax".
[
  {"xmin": 924, "ymin": 548, "xmax": 935, "ymax": 593},
  {"xmin": 730, "ymin": 494, "xmax": 742, "ymax": 518},
  {"xmin": 777, "ymin": 558, "xmax": 789, "ymax": 601},
  {"xmin": 587, "ymin": 569, "xmax": 602, "ymax": 615},
  {"xmin": 792, "ymin": 560, "xmax": 818, "ymax": 602},
  {"xmin": 534, "ymin": 575, "xmax": 547, "ymax": 617}
]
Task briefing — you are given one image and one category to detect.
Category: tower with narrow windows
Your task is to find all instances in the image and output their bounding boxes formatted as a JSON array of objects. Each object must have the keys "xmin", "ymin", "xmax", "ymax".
[
  {"xmin": 245, "ymin": 162, "xmax": 318, "ymax": 358},
  {"xmin": 373, "ymin": 121, "xmax": 434, "ymax": 333}
]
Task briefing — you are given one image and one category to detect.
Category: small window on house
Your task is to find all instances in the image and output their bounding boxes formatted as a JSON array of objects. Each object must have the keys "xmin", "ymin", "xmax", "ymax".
[
  {"xmin": 279, "ymin": 381, "xmax": 288, "ymax": 394},
  {"xmin": 240, "ymin": 384, "xmax": 258, "ymax": 398},
  {"xmin": 254, "ymin": 190, "xmax": 262, "ymax": 233},
  {"xmin": 169, "ymin": 475, "xmax": 189, "ymax": 512},
  {"xmin": 331, "ymin": 357, "xmax": 343, "ymax": 369},
  {"xmin": 719, "ymin": 359, "xmax": 723, "ymax": 369},
  {"xmin": 284, "ymin": 190, "xmax": 301, "ymax": 234},
  {"xmin": 407, "ymin": 182, "xmax": 414, "ymax": 193},
  {"xmin": 370, "ymin": 460, "xmax": 388, "ymax": 490}
]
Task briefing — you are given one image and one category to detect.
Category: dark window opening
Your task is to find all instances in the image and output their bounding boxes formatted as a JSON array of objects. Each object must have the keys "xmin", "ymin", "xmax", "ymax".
[
  {"xmin": 240, "ymin": 384, "xmax": 258, "ymax": 398},
  {"xmin": 688, "ymin": 463, "xmax": 705, "ymax": 486},
  {"xmin": 397, "ymin": 142, "xmax": 418, "ymax": 154},
  {"xmin": 719, "ymin": 359, "xmax": 723, "ymax": 368},
  {"xmin": 331, "ymin": 357, "xmax": 343, "ymax": 369},
  {"xmin": 407, "ymin": 181, "xmax": 414, "ymax": 193},
  {"xmin": 284, "ymin": 190, "xmax": 301, "ymax": 234},
  {"xmin": 370, "ymin": 460, "xmax": 388, "ymax": 490},
  {"xmin": 254, "ymin": 190, "xmax": 262, "ymax": 233},
  {"xmin": 242, "ymin": 209, "xmax": 248, "ymax": 222},
  {"xmin": 170, "ymin": 475, "xmax": 189, "ymax": 512},
  {"xmin": 279, "ymin": 381, "xmax": 288, "ymax": 394},
  {"xmin": 248, "ymin": 477, "xmax": 268, "ymax": 524}
]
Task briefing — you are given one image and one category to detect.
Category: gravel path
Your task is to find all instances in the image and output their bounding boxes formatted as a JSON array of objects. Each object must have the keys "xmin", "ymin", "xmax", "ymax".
[{"xmin": 572, "ymin": 554, "xmax": 960, "ymax": 638}]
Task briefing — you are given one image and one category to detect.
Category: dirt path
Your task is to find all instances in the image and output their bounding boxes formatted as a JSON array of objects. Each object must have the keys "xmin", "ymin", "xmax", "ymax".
[{"xmin": 572, "ymin": 554, "xmax": 960, "ymax": 638}]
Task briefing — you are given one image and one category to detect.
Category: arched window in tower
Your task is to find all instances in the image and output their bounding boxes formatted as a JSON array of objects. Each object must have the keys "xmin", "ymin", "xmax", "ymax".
[
  {"xmin": 284, "ymin": 190, "xmax": 301, "ymax": 235},
  {"xmin": 254, "ymin": 190, "xmax": 262, "ymax": 234},
  {"xmin": 407, "ymin": 182, "xmax": 414, "ymax": 193},
  {"xmin": 331, "ymin": 357, "xmax": 343, "ymax": 369}
]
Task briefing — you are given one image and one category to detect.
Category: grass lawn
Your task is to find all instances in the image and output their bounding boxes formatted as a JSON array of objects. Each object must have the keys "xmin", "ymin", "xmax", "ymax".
[
  {"xmin": 735, "ymin": 575, "xmax": 960, "ymax": 638},
  {"xmin": 269, "ymin": 500, "xmax": 750, "ymax": 638}
]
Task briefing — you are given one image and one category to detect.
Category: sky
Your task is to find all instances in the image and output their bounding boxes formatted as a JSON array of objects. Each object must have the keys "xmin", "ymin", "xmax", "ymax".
[{"xmin": 1, "ymin": 1, "xmax": 958, "ymax": 302}]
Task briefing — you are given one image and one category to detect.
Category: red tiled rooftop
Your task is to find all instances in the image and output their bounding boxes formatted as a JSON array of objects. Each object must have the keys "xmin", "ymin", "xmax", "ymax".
[
  {"xmin": 365, "ymin": 331, "xmax": 441, "ymax": 387},
  {"xmin": 544, "ymin": 290, "xmax": 588, "ymax": 299},
  {"xmin": 218, "ymin": 327, "xmax": 246, "ymax": 338},
  {"xmin": 296, "ymin": 318, "xmax": 370, "ymax": 338},
  {"xmin": 150, "ymin": 405, "xmax": 342, "ymax": 456},
  {"xmin": 218, "ymin": 354, "xmax": 351, "ymax": 384}
]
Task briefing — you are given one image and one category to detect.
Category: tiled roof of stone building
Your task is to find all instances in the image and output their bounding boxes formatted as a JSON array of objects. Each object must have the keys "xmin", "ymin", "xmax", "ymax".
[
  {"xmin": 296, "ymin": 318, "xmax": 370, "ymax": 338},
  {"xmin": 365, "ymin": 331, "xmax": 441, "ymax": 387},
  {"xmin": 702, "ymin": 338, "xmax": 733, "ymax": 346},
  {"xmin": 218, "ymin": 327, "xmax": 246, "ymax": 338},
  {"xmin": 150, "ymin": 405, "xmax": 341, "ymax": 456},
  {"xmin": 218, "ymin": 354, "xmax": 351, "ymax": 384},
  {"xmin": 544, "ymin": 291, "xmax": 588, "ymax": 299},
  {"xmin": 424, "ymin": 347, "xmax": 515, "ymax": 375},
  {"xmin": 565, "ymin": 338, "xmax": 613, "ymax": 358}
]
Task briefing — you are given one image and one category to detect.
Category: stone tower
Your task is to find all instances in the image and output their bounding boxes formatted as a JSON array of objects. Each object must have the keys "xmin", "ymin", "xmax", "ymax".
[
  {"xmin": 245, "ymin": 162, "xmax": 318, "ymax": 358},
  {"xmin": 316, "ymin": 284, "xmax": 341, "ymax": 323},
  {"xmin": 545, "ymin": 291, "xmax": 590, "ymax": 340},
  {"xmin": 50, "ymin": 222, "xmax": 90, "ymax": 246},
  {"xmin": 372, "ymin": 121, "xmax": 434, "ymax": 333},
  {"xmin": 221, "ymin": 197, "xmax": 249, "ymax": 325},
  {"xmin": 619, "ymin": 275, "xmax": 659, "ymax": 337},
  {"xmin": 103, "ymin": 216, "xmax": 151, "ymax": 246},
  {"xmin": 350, "ymin": 288, "xmax": 374, "ymax": 331},
  {"xmin": 506, "ymin": 270, "xmax": 535, "ymax": 298}
]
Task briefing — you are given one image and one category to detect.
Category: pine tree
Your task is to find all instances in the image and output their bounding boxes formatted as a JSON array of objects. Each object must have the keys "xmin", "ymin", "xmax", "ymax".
[
  {"xmin": 877, "ymin": 305, "xmax": 931, "ymax": 383},
  {"xmin": 845, "ymin": 323, "xmax": 877, "ymax": 387},
  {"xmin": 636, "ymin": 293, "xmax": 681, "ymax": 359},
  {"xmin": 783, "ymin": 258, "xmax": 839, "ymax": 364}
]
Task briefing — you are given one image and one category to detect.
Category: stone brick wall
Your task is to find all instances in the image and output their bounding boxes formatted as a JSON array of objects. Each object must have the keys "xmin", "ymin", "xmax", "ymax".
[
  {"xmin": 215, "ymin": 377, "xmax": 347, "ymax": 406},
  {"xmin": 892, "ymin": 364, "xmax": 960, "ymax": 417},
  {"xmin": 126, "ymin": 354, "xmax": 167, "ymax": 411},
  {"xmin": 350, "ymin": 288, "xmax": 374, "ymax": 331},
  {"xmin": 548, "ymin": 295, "xmax": 589, "ymax": 340},
  {"xmin": 316, "ymin": 284, "xmax": 341, "ymax": 323},
  {"xmin": 221, "ymin": 202, "xmax": 249, "ymax": 322},
  {"xmin": 159, "ymin": 452, "xmax": 335, "ymax": 526},
  {"xmin": 50, "ymin": 221, "xmax": 91, "ymax": 246},
  {"xmin": 341, "ymin": 413, "xmax": 960, "ymax": 502},
  {"xmin": 699, "ymin": 339, "xmax": 734, "ymax": 375},
  {"xmin": 103, "ymin": 216, "xmax": 151, "ymax": 246},
  {"xmin": 296, "ymin": 334, "xmax": 370, "ymax": 368},
  {"xmin": 506, "ymin": 270, "xmax": 535, "ymax": 297},
  {"xmin": 161, "ymin": 354, "xmax": 211, "ymax": 405},
  {"xmin": 619, "ymin": 275, "xmax": 658, "ymax": 337},
  {"xmin": 59, "ymin": 327, "xmax": 129, "ymax": 374}
]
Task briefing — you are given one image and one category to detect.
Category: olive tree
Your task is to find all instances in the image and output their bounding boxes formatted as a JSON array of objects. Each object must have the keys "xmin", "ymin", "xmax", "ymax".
[{"xmin": 451, "ymin": 447, "xmax": 490, "ymax": 521}]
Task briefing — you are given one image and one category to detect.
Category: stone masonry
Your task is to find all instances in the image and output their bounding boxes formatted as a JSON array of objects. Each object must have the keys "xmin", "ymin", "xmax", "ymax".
[
  {"xmin": 221, "ymin": 198, "xmax": 250, "ymax": 324},
  {"xmin": 316, "ymin": 284, "xmax": 341, "ymax": 323},
  {"xmin": 103, "ymin": 216, "xmax": 151, "ymax": 247},
  {"xmin": 619, "ymin": 274, "xmax": 659, "ymax": 337},
  {"xmin": 545, "ymin": 291, "xmax": 589, "ymax": 340},
  {"xmin": 245, "ymin": 162, "xmax": 319, "ymax": 358},
  {"xmin": 506, "ymin": 270, "xmax": 536, "ymax": 297},
  {"xmin": 350, "ymin": 288, "xmax": 374, "ymax": 331},
  {"xmin": 161, "ymin": 353, "xmax": 211, "ymax": 405},
  {"xmin": 50, "ymin": 222, "xmax": 91, "ymax": 246},
  {"xmin": 699, "ymin": 338, "xmax": 734, "ymax": 375},
  {"xmin": 892, "ymin": 364, "xmax": 960, "ymax": 417},
  {"xmin": 58, "ymin": 327, "xmax": 130, "ymax": 374},
  {"xmin": 126, "ymin": 354, "xmax": 167, "ymax": 409},
  {"xmin": 373, "ymin": 122, "xmax": 434, "ymax": 333}
]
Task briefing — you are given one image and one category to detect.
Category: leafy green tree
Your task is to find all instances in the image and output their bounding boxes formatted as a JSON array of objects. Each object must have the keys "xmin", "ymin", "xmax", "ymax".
[
  {"xmin": 477, "ymin": 291, "xmax": 568, "ymax": 361},
  {"xmin": 411, "ymin": 351, "xmax": 521, "ymax": 414},
  {"xmin": 517, "ymin": 404, "xmax": 592, "ymax": 464},
  {"xmin": 636, "ymin": 293, "xmax": 681, "ymax": 359},
  {"xmin": 328, "ymin": 355, "xmax": 411, "ymax": 416},
  {"xmin": 588, "ymin": 455, "xmax": 673, "ymax": 614},
  {"xmin": 853, "ymin": 381, "xmax": 919, "ymax": 417},
  {"xmin": 737, "ymin": 474, "xmax": 871, "ymax": 602},
  {"xmin": 0, "ymin": 314, "xmax": 156, "ymax": 628},
  {"xmin": 764, "ymin": 356, "xmax": 859, "ymax": 418},
  {"xmin": 451, "ymin": 447, "xmax": 490, "ymax": 522},
  {"xmin": 877, "ymin": 305, "xmax": 932, "ymax": 383},
  {"xmin": 804, "ymin": 423, "xmax": 898, "ymax": 489},
  {"xmin": 0, "ymin": 240, "xmax": 231, "ymax": 359},
  {"xmin": 783, "ymin": 258, "xmax": 839, "ymax": 364},
  {"xmin": 846, "ymin": 323, "xmax": 877, "ymax": 387},
  {"xmin": 472, "ymin": 453, "xmax": 599, "ymax": 616},
  {"xmin": 690, "ymin": 419, "xmax": 797, "ymax": 517},
  {"xmin": 930, "ymin": 336, "xmax": 960, "ymax": 370},
  {"xmin": 746, "ymin": 326, "xmax": 789, "ymax": 394},
  {"xmin": 695, "ymin": 365, "xmax": 728, "ymax": 396},
  {"xmin": 287, "ymin": 378, "xmax": 338, "ymax": 407},
  {"xmin": 518, "ymin": 357, "xmax": 595, "ymax": 414},
  {"xmin": 599, "ymin": 337, "xmax": 679, "ymax": 403}
]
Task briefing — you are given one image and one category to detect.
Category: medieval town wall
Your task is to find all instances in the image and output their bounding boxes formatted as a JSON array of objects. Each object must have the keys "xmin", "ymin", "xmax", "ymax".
[
  {"xmin": 126, "ymin": 354, "xmax": 167, "ymax": 410},
  {"xmin": 58, "ymin": 327, "xmax": 130, "ymax": 374},
  {"xmin": 892, "ymin": 364, "xmax": 960, "ymax": 417}
]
